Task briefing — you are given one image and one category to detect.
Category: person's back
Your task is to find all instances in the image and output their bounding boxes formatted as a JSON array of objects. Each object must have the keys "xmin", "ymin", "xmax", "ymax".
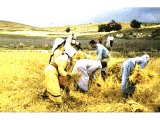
[
  {"xmin": 121, "ymin": 55, "xmax": 150, "ymax": 98},
  {"xmin": 72, "ymin": 59, "xmax": 102, "ymax": 92},
  {"xmin": 73, "ymin": 59, "xmax": 101, "ymax": 70},
  {"xmin": 96, "ymin": 43, "xmax": 110, "ymax": 61},
  {"xmin": 53, "ymin": 48, "xmax": 64, "ymax": 59},
  {"xmin": 122, "ymin": 56, "xmax": 149, "ymax": 70}
]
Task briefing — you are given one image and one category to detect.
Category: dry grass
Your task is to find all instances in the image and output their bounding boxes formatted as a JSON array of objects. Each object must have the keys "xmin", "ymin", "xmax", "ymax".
[{"xmin": 0, "ymin": 51, "xmax": 159, "ymax": 112}]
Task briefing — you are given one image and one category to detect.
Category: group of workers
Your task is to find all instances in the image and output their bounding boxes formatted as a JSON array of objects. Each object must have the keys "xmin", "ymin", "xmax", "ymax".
[
  {"xmin": 98, "ymin": 34, "xmax": 114, "ymax": 49},
  {"xmin": 42, "ymin": 33, "xmax": 150, "ymax": 104}
]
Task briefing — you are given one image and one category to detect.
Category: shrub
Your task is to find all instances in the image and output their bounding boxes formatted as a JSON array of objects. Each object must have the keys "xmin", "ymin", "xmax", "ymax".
[
  {"xmin": 65, "ymin": 27, "xmax": 70, "ymax": 33},
  {"xmin": 98, "ymin": 20, "xmax": 122, "ymax": 32},
  {"xmin": 152, "ymin": 29, "xmax": 160, "ymax": 37},
  {"xmin": 98, "ymin": 24, "xmax": 107, "ymax": 32},
  {"xmin": 106, "ymin": 20, "xmax": 122, "ymax": 31},
  {"xmin": 130, "ymin": 19, "xmax": 141, "ymax": 28}
]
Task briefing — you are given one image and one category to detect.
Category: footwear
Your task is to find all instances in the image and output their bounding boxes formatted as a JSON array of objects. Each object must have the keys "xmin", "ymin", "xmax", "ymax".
[
  {"xmin": 38, "ymin": 90, "xmax": 48, "ymax": 99},
  {"xmin": 47, "ymin": 92, "xmax": 63, "ymax": 103}
]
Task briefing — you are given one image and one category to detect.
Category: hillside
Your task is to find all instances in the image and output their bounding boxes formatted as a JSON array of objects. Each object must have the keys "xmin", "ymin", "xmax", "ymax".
[
  {"xmin": 0, "ymin": 20, "xmax": 160, "ymax": 51},
  {"xmin": 0, "ymin": 20, "xmax": 160, "ymax": 33},
  {"xmin": 0, "ymin": 20, "xmax": 42, "ymax": 31},
  {"xmin": 42, "ymin": 22, "xmax": 132, "ymax": 33}
]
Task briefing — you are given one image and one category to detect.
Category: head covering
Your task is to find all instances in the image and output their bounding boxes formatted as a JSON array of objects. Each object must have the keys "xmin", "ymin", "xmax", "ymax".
[
  {"xmin": 52, "ymin": 38, "xmax": 65, "ymax": 53},
  {"xmin": 64, "ymin": 37, "xmax": 72, "ymax": 51},
  {"xmin": 142, "ymin": 54, "xmax": 150, "ymax": 62},
  {"xmin": 89, "ymin": 40, "xmax": 97, "ymax": 45},
  {"xmin": 64, "ymin": 47, "xmax": 77, "ymax": 58}
]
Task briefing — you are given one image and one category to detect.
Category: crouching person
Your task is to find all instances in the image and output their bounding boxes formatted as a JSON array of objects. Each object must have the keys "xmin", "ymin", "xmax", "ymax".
[
  {"xmin": 121, "ymin": 54, "xmax": 150, "ymax": 99},
  {"xmin": 43, "ymin": 47, "xmax": 77, "ymax": 104},
  {"xmin": 72, "ymin": 59, "xmax": 106, "ymax": 92},
  {"xmin": 89, "ymin": 40, "xmax": 110, "ymax": 81}
]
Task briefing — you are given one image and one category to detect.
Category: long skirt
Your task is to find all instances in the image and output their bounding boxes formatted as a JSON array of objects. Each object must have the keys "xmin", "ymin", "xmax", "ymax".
[{"xmin": 44, "ymin": 64, "xmax": 62, "ymax": 103}]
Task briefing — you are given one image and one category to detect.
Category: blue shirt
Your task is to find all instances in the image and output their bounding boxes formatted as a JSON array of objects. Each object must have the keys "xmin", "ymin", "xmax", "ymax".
[
  {"xmin": 96, "ymin": 44, "xmax": 109, "ymax": 61},
  {"xmin": 121, "ymin": 56, "xmax": 149, "ymax": 94}
]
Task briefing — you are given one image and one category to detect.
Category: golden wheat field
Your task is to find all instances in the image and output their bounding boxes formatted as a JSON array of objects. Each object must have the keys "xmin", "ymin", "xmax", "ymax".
[{"xmin": 0, "ymin": 50, "xmax": 159, "ymax": 112}]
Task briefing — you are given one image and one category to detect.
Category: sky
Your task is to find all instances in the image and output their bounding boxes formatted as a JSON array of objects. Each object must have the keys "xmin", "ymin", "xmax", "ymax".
[{"xmin": 0, "ymin": 0, "xmax": 159, "ymax": 27}]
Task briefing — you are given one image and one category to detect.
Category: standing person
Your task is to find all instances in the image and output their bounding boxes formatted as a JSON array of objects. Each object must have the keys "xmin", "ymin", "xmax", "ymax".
[
  {"xmin": 106, "ymin": 34, "xmax": 114, "ymax": 48},
  {"xmin": 98, "ymin": 35, "xmax": 103, "ymax": 44},
  {"xmin": 43, "ymin": 45, "xmax": 77, "ymax": 104},
  {"xmin": 89, "ymin": 40, "xmax": 110, "ymax": 80},
  {"xmin": 72, "ymin": 59, "xmax": 107, "ymax": 92},
  {"xmin": 64, "ymin": 36, "xmax": 74, "ymax": 51},
  {"xmin": 121, "ymin": 54, "xmax": 150, "ymax": 99},
  {"xmin": 72, "ymin": 33, "xmax": 77, "ymax": 40}
]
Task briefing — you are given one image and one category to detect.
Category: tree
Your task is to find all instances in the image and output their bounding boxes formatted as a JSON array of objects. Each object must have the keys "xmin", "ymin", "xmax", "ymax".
[
  {"xmin": 98, "ymin": 20, "xmax": 122, "ymax": 32},
  {"xmin": 65, "ymin": 27, "xmax": 70, "ymax": 33},
  {"xmin": 107, "ymin": 21, "xmax": 122, "ymax": 31},
  {"xmin": 98, "ymin": 24, "xmax": 107, "ymax": 32},
  {"xmin": 130, "ymin": 19, "xmax": 141, "ymax": 28}
]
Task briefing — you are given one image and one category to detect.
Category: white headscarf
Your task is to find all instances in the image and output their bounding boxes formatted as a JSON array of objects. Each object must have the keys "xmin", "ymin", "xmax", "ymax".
[
  {"xmin": 64, "ymin": 47, "xmax": 77, "ymax": 58},
  {"xmin": 52, "ymin": 38, "xmax": 65, "ymax": 53},
  {"xmin": 142, "ymin": 54, "xmax": 150, "ymax": 62}
]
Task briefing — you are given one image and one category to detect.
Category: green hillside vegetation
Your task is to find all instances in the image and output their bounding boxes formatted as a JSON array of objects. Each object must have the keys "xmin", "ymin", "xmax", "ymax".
[
  {"xmin": 0, "ymin": 20, "xmax": 160, "ymax": 51},
  {"xmin": 0, "ymin": 20, "xmax": 42, "ymax": 31},
  {"xmin": 0, "ymin": 20, "xmax": 160, "ymax": 36}
]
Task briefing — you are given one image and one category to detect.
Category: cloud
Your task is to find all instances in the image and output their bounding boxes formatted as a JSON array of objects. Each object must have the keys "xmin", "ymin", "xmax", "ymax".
[{"xmin": 0, "ymin": 0, "xmax": 159, "ymax": 26}]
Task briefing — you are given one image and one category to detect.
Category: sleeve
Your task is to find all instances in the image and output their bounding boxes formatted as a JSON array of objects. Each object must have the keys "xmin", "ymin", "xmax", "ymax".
[
  {"xmin": 107, "ymin": 37, "xmax": 109, "ymax": 42},
  {"xmin": 56, "ymin": 56, "xmax": 68, "ymax": 76},
  {"xmin": 139, "ymin": 61, "xmax": 148, "ymax": 69},
  {"xmin": 96, "ymin": 47, "xmax": 102, "ymax": 61}
]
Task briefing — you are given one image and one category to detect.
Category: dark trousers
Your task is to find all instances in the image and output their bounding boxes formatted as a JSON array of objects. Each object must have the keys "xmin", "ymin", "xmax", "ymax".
[
  {"xmin": 101, "ymin": 69, "xmax": 106, "ymax": 81},
  {"xmin": 110, "ymin": 41, "xmax": 113, "ymax": 47},
  {"xmin": 122, "ymin": 81, "xmax": 136, "ymax": 99}
]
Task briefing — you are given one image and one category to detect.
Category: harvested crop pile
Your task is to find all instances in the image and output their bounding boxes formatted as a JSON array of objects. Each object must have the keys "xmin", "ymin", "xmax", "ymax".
[
  {"xmin": 106, "ymin": 63, "xmax": 121, "ymax": 82},
  {"xmin": 129, "ymin": 65, "xmax": 151, "ymax": 84}
]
